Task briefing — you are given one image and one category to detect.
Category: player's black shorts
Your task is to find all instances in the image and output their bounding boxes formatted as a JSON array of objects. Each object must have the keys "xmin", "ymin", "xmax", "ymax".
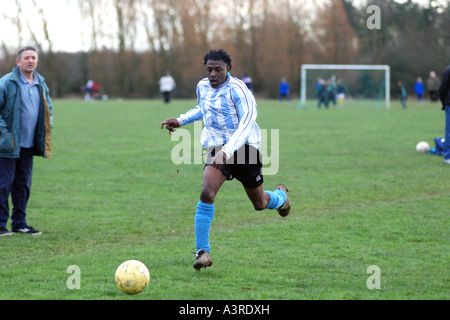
[{"xmin": 205, "ymin": 144, "xmax": 264, "ymax": 189}]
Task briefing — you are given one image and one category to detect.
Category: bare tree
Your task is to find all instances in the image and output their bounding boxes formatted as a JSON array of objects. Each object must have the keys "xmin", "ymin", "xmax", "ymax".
[
  {"xmin": 114, "ymin": 0, "xmax": 140, "ymax": 96},
  {"xmin": 15, "ymin": 0, "xmax": 23, "ymax": 49},
  {"xmin": 313, "ymin": 0, "xmax": 359, "ymax": 64},
  {"xmin": 29, "ymin": 0, "xmax": 53, "ymax": 54}
]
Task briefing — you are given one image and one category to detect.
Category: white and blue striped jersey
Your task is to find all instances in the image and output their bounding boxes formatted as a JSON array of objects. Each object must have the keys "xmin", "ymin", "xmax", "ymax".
[{"xmin": 177, "ymin": 76, "xmax": 261, "ymax": 159}]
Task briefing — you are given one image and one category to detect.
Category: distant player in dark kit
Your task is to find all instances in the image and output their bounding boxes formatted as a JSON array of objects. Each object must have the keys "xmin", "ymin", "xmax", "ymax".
[
  {"xmin": 427, "ymin": 71, "xmax": 440, "ymax": 102},
  {"xmin": 398, "ymin": 81, "xmax": 407, "ymax": 109}
]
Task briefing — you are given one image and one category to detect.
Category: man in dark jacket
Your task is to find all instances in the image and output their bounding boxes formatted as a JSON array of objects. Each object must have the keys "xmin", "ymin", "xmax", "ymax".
[
  {"xmin": 0, "ymin": 46, "xmax": 53, "ymax": 236},
  {"xmin": 438, "ymin": 65, "xmax": 450, "ymax": 164},
  {"xmin": 427, "ymin": 71, "xmax": 440, "ymax": 102}
]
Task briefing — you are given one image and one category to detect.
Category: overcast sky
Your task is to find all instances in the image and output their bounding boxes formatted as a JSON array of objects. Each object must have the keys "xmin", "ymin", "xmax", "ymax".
[{"xmin": 0, "ymin": 0, "xmax": 447, "ymax": 53}]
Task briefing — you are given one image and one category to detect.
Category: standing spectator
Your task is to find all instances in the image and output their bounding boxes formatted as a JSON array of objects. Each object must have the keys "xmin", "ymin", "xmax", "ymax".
[
  {"xmin": 0, "ymin": 46, "xmax": 53, "ymax": 236},
  {"xmin": 398, "ymin": 81, "xmax": 407, "ymax": 109},
  {"xmin": 427, "ymin": 71, "xmax": 440, "ymax": 102},
  {"xmin": 242, "ymin": 73, "xmax": 253, "ymax": 93},
  {"xmin": 315, "ymin": 78, "xmax": 326, "ymax": 109},
  {"xmin": 278, "ymin": 78, "xmax": 290, "ymax": 103},
  {"xmin": 325, "ymin": 80, "xmax": 336, "ymax": 108},
  {"xmin": 84, "ymin": 79, "xmax": 93, "ymax": 101},
  {"xmin": 159, "ymin": 71, "xmax": 176, "ymax": 104},
  {"xmin": 414, "ymin": 77, "xmax": 425, "ymax": 103},
  {"xmin": 84, "ymin": 80, "xmax": 101, "ymax": 101},
  {"xmin": 336, "ymin": 79, "xmax": 347, "ymax": 108},
  {"xmin": 91, "ymin": 81, "xmax": 101, "ymax": 100},
  {"xmin": 438, "ymin": 65, "xmax": 450, "ymax": 164}
]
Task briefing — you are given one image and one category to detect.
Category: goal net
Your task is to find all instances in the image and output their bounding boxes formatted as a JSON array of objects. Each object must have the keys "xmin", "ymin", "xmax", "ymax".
[{"xmin": 298, "ymin": 64, "xmax": 391, "ymax": 109}]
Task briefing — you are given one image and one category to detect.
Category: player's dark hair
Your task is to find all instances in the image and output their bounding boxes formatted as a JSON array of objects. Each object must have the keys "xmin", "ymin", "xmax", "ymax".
[
  {"xmin": 17, "ymin": 46, "xmax": 38, "ymax": 59},
  {"xmin": 203, "ymin": 49, "xmax": 232, "ymax": 70}
]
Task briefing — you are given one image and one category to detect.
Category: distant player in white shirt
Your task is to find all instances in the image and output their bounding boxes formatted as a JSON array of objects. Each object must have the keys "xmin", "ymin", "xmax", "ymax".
[{"xmin": 161, "ymin": 49, "xmax": 291, "ymax": 271}]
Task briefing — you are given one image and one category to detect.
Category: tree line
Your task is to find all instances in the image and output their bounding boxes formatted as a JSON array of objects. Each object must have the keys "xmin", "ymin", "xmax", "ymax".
[{"xmin": 0, "ymin": 0, "xmax": 448, "ymax": 99}]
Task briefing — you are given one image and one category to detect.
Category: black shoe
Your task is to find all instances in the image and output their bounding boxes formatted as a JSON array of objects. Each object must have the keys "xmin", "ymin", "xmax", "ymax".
[
  {"xmin": 276, "ymin": 184, "xmax": 291, "ymax": 217},
  {"xmin": 0, "ymin": 227, "xmax": 13, "ymax": 237},
  {"xmin": 193, "ymin": 249, "xmax": 213, "ymax": 271},
  {"xmin": 12, "ymin": 226, "xmax": 42, "ymax": 235}
]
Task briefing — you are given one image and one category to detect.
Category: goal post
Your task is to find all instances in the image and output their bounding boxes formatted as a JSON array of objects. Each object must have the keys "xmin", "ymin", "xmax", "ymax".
[{"xmin": 298, "ymin": 64, "xmax": 391, "ymax": 109}]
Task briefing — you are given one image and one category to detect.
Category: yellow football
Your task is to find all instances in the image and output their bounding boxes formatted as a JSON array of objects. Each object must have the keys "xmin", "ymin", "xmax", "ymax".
[{"xmin": 115, "ymin": 260, "xmax": 150, "ymax": 295}]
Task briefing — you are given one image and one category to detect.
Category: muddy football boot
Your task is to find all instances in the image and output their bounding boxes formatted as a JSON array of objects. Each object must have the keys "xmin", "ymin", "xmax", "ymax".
[
  {"xmin": 276, "ymin": 184, "xmax": 291, "ymax": 217},
  {"xmin": 193, "ymin": 249, "xmax": 213, "ymax": 271}
]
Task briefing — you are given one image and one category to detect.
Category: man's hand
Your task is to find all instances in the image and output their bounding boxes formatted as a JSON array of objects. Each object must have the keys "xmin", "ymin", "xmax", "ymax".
[
  {"xmin": 210, "ymin": 150, "xmax": 228, "ymax": 170},
  {"xmin": 161, "ymin": 118, "xmax": 180, "ymax": 135}
]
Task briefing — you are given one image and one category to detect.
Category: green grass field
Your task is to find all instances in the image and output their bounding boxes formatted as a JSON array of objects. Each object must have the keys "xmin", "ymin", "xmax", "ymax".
[{"xmin": 0, "ymin": 98, "xmax": 448, "ymax": 301}]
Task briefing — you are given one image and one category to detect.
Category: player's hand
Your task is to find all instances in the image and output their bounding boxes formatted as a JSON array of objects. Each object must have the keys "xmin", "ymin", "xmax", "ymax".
[
  {"xmin": 161, "ymin": 119, "xmax": 180, "ymax": 135},
  {"xmin": 210, "ymin": 150, "xmax": 228, "ymax": 170}
]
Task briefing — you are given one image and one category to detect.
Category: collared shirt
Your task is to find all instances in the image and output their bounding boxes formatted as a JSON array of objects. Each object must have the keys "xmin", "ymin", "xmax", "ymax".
[
  {"xmin": 177, "ymin": 76, "xmax": 261, "ymax": 158},
  {"xmin": 19, "ymin": 72, "xmax": 40, "ymax": 148}
]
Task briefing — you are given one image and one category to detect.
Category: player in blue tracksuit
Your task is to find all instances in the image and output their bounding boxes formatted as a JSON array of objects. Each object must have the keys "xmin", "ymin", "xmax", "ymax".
[
  {"xmin": 161, "ymin": 49, "xmax": 291, "ymax": 270},
  {"xmin": 414, "ymin": 77, "xmax": 425, "ymax": 103},
  {"xmin": 278, "ymin": 78, "xmax": 290, "ymax": 103}
]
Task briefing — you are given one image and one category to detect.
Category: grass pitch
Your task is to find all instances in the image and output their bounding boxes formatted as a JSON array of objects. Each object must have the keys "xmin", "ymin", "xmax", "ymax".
[{"xmin": 0, "ymin": 98, "xmax": 448, "ymax": 300}]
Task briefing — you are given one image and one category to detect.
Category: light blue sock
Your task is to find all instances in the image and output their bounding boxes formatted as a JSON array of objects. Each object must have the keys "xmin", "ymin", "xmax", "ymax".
[
  {"xmin": 265, "ymin": 190, "xmax": 287, "ymax": 210},
  {"xmin": 195, "ymin": 201, "xmax": 215, "ymax": 253}
]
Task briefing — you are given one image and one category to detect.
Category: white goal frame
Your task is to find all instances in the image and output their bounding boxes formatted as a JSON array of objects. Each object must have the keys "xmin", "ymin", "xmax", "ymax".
[{"xmin": 299, "ymin": 64, "xmax": 391, "ymax": 109}]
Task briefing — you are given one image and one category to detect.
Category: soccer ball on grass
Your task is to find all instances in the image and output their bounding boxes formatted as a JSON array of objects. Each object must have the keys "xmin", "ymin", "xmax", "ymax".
[
  {"xmin": 115, "ymin": 260, "xmax": 150, "ymax": 295},
  {"xmin": 416, "ymin": 141, "xmax": 430, "ymax": 154}
]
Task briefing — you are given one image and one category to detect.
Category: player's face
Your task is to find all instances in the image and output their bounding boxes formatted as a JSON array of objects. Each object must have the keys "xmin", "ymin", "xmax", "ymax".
[
  {"xmin": 16, "ymin": 50, "xmax": 38, "ymax": 75},
  {"xmin": 206, "ymin": 60, "xmax": 230, "ymax": 88}
]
